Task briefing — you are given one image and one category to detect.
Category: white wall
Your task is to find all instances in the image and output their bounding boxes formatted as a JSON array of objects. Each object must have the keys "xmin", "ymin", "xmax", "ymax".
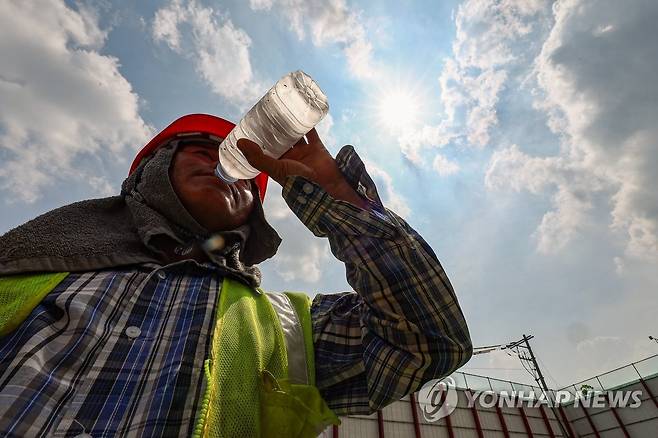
[{"xmin": 320, "ymin": 374, "xmax": 658, "ymax": 437}]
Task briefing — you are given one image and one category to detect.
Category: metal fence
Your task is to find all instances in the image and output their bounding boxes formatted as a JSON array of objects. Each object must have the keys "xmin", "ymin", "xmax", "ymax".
[
  {"xmin": 327, "ymin": 370, "xmax": 569, "ymax": 438},
  {"xmin": 324, "ymin": 354, "xmax": 658, "ymax": 437},
  {"xmin": 448, "ymin": 369, "xmax": 547, "ymax": 398},
  {"xmin": 558, "ymin": 353, "xmax": 658, "ymax": 396}
]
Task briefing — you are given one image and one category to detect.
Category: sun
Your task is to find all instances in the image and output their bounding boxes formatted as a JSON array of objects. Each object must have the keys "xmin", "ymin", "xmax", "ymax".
[
  {"xmin": 356, "ymin": 69, "xmax": 431, "ymax": 137},
  {"xmin": 377, "ymin": 89, "xmax": 421, "ymax": 134}
]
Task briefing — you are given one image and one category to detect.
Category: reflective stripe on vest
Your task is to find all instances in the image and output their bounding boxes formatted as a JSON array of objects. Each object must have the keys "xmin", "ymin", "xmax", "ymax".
[{"xmin": 266, "ymin": 292, "xmax": 309, "ymax": 385}]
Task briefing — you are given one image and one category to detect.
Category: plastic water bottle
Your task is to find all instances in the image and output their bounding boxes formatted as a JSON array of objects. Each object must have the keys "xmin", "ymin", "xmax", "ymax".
[{"xmin": 214, "ymin": 70, "xmax": 329, "ymax": 183}]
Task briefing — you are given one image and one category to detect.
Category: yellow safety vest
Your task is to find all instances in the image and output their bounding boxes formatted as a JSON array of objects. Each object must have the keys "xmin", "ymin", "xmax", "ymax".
[{"xmin": 0, "ymin": 273, "xmax": 340, "ymax": 437}]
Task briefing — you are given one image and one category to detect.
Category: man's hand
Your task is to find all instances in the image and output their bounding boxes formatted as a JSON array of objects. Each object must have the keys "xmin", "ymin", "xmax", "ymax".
[{"xmin": 237, "ymin": 129, "xmax": 368, "ymax": 209}]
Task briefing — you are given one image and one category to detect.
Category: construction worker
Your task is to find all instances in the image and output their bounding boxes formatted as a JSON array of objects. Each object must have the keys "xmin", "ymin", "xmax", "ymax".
[{"xmin": 0, "ymin": 114, "xmax": 472, "ymax": 437}]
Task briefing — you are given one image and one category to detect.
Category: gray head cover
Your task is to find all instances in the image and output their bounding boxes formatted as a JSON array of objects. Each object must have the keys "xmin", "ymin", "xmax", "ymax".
[{"xmin": 0, "ymin": 138, "xmax": 282, "ymax": 288}]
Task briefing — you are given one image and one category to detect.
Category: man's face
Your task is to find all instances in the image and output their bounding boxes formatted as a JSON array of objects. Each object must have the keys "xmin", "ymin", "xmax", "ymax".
[{"xmin": 170, "ymin": 141, "xmax": 255, "ymax": 232}]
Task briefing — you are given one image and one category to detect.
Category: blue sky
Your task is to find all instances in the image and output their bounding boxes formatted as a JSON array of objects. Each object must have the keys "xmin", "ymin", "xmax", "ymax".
[{"xmin": 1, "ymin": 0, "xmax": 657, "ymax": 389}]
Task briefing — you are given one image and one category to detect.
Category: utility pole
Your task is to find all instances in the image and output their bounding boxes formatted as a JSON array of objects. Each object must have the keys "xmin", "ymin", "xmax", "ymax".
[
  {"xmin": 472, "ymin": 334, "xmax": 572, "ymax": 437},
  {"xmin": 522, "ymin": 334, "xmax": 551, "ymax": 397},
  {"xmin": 519, "ymin": 334, "xmax": 572, "ymax": 438}
]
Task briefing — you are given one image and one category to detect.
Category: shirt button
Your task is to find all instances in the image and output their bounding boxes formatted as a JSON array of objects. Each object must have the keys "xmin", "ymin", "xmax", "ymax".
[
  {"xmin": 125, "ymin": 326, "xmax": 141, "ymax": 339},
  {"xmin": 359, "ymin": 210, "xmax": 370, "ymax": 221},
  {"xmin": 302, "ymin": 183, "xmax": 314, "ymax": 194},
  {"xmin": 296, "ymin": 195, "xmax": 307, "ymax": 204},
  {"xmin": 156, "ymin": 271, "xmax": 166, "ymax": 280}
]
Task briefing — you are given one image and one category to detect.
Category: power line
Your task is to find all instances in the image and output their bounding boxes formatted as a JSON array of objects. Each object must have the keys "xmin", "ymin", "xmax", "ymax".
[
  {"xmin": 462, "ymin": 367, "xmax": 525, "ymax": 371},
  {"xmin": 473, "ymin": 334, "xmax": 572, "ymax": 438},
  {"xmin": 537, "ymin": 354, "xmax": 562, "ymax": 389}
]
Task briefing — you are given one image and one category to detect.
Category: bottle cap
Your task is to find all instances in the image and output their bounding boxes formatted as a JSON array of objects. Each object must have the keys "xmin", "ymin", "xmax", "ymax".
[{"xmin": 214, "ymin": 162, "xmax": 238, "ymax": 183}]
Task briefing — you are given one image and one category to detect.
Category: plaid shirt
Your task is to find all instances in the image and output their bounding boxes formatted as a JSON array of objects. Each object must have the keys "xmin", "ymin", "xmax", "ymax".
[{"xmin": 0, "ymin": 145, "xmax": 471, "ymax": 436}]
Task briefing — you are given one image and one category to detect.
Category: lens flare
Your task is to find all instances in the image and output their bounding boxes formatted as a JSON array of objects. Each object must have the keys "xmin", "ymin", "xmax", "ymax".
[{"xmin": 378, "ymin": 90, "xmax": 420, "ymax": 133}]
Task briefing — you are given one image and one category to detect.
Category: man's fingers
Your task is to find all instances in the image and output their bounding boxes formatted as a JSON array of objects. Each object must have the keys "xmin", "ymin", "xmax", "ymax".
[
  {"xmin": 306, "ymin": 128, "xmax": 320, "ymax": 144},
  {"xmin": 277, "ymin": 160, "xmax": 317, "ymax": 183},
  {"xmin": 237, "ymin": 139, "xmax": 275, "ymax": 173},
  {"xmin": 237, "ymin": 138, "xmax": 316, "ymax": 185},
  {"xmin": 293, "ymin": 135, "xmax": 308, "ymax": 148}
]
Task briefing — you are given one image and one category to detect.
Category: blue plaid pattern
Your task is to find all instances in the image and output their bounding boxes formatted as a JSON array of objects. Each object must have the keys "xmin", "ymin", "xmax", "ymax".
[
  {"xmin": 0, "ymin": 264, "xmax": 220, "ymax": 437},
  {"xmin": 0, "ymin": 145, "xmax": 471, "ymax": 435}
]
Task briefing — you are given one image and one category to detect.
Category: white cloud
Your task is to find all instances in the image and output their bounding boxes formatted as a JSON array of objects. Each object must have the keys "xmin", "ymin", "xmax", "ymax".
[
  {"xmin": 248, "ymin": 0, "xmax": 274, "ymax": 11},
  {"xmin": 485, "ymin": 144, "xmax": 559, "ymax": 193},
  {"xmin": 456, "ymin": 65, "xmax": 508, "ymax": 147},
  {"xmin": 263, "ymin": 192, "xmax": 292, "ymax": 220},
  {"xmin": 532, "ymin": 186, "xmax": 591, "ymax": 253},
  {"xmin": 561, "ymin": 280, "xmax": 658, "ymax": 383},
  {"xmin": 0, "ymin": 0, "xmax": 151, "ymax": 203},
  {"xmin": 573, "ymin": 336, "xmax": 631, "ymax": 376},
  {"xmin": 362, "ymin": 161, "xmax": 411, "ymax": 218},
  {"xmin": 341, "ymin": 108, "xmax": 355, "ymax": 124},
  {"xmin": 488, "ymin": 0, "xmax": 658, "ymax": 259},
  {"xmin": 153, "ymin": 0, "xmax": 266, "ymax": 107},
  {"xmin": 152, "ymin": 1, "xmax": 184, "ymax": 50},
  {"xmin": 399, "ymin": 0, "xmax": 550, "ymax": 161},
  {"xmin": 274, "ymin": 242, "xmax": 330, "ymax": 283},
  {"xmin": 453, "ymin": 0, "xmax": 547, "ymax": 70},
  {"xmin": 315, "ymin": 113, "xmax": 336, "ymax": 150},
  {"xmin": 485, "ymin": 144, "xmax": 603, "ymax": 253},
  {"xmin": 576, "ymin": 336, "xmax": 622, "ymax": 353},
  {"xmin": 262, "ymin": 187, "xmax": 331, "ymax": 283},
  {"xmin": 398, "ymin": 122, "xmax": 456, "ymax": 166},
  {"xmin": 432, "ymin": 154, "xmax": 460, "ymax": 176},
  {"xmin": 247, "ymin": 0, "xmax": 376, "ymax": 79},
  {"xmin": 613, "ymin": 256, "xmax": 625, "ymax": 276}
]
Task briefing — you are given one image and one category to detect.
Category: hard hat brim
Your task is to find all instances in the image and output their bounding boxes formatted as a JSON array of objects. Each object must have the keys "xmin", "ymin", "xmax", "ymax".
[{"xmin": 129, "ymin": 114, "xmax": 269, "ymax": 202}]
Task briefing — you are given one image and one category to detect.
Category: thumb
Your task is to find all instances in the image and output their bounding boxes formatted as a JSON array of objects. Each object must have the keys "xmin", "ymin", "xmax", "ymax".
[
  {"xmin": 236, "ymin": 138, "xmax": 272, "ymax": 172},
  {"xmin": 237, "ymin": 138, "xmax": 316, "ymax": 185}
]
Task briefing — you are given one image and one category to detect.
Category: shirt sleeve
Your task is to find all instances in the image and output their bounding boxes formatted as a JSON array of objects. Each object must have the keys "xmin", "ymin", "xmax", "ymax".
[{"xmin": 281, "ymin": 145, "xmax": 473, "ymax": 415}]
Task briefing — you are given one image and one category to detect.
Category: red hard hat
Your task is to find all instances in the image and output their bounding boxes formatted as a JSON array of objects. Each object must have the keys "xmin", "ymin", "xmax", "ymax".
[{"xmin": 129, "ymin": 113, "xmax": 269, "ymax": 202}]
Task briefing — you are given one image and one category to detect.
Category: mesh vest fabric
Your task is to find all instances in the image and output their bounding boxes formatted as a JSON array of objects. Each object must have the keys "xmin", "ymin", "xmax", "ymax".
[
  {"xmin": 0, "ymin": 272, "xmax": 69, "ymax": 336},
  {"xmin": 195, "ymin": 278, "xmax": 339, "ymax": 438}
]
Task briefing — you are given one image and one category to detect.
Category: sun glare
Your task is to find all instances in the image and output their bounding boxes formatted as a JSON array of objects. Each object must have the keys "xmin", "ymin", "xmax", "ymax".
[{"xmin": 377, "ymin": 90, "xmax": 420, "ymax": 133}]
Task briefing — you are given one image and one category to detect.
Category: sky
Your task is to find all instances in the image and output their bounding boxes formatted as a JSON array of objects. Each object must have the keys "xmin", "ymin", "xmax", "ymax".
[{"xmin": 1, "ymin": 0, "xmax": 657, "ymax": 390}]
